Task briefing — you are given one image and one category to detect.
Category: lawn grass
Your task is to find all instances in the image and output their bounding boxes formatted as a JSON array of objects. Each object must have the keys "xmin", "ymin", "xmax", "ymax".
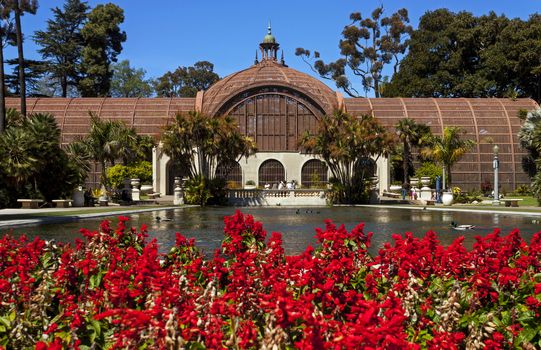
[{"xmin": 0, "ymin": 206, "xmax": 178, "ymax": 221}]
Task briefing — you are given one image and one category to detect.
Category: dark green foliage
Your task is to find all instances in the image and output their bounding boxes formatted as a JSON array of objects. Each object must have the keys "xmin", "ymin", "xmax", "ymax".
[
  {"xmin": 0, "ymin": 110, "xmax": 83, "ymax": 206},
  {"xmin": 4, "ymin": 58, "xmax": 47, "ymax": 96},
  {"xmin": 110, "ymin": 60, "xmax": 152, "ymax": 97},
  {"xmin": 154, "ymin": 61, "xmax": 220, "ymax": 97},
  {"xmin": 384, "ymin": 10, "xmax": 541, "ymax": 102},
  {"xmin": 33, "ymin": 0, "xmax": 89, "ymax": 97},
  {"xmin": 296, "ymin": 6, "xmax": 412, "ymax": 97},
  {"xmin": 78, "ymin": 3, "xmax": 126, "ymax": 97},
  {"xmin": 82, "ymin": 114, "xmax": 155, "ymax": 186}
]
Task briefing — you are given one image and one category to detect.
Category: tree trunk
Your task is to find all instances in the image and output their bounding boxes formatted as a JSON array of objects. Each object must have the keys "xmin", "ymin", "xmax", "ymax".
[
  {"xmin": 61, "ymin": 75, "xmax": 67, "ymax": 98},
  {"xmin": 402, "ymin": 140, "xmax": 410, "ymax": 184},
  {"xmin": 446, "ymin": 164, "xmax": 452, "ymax": 190},
  {"xmin": 14, "ymin": 3, "xmax": 26, "ymax": 116},
  {"xmin": 0, "ymin": 40, "xmax": 5, "ymax": 133}
]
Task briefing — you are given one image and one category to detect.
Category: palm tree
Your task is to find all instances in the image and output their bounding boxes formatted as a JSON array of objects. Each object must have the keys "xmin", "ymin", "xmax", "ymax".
[
  {"xmin": 421, "ymin": 126, "xmax": 475, "ymax": 189},
  {"xmin": 161, "ymin": 111, "xmax": 256, "ymax": 180},
  {"xmin": 395, "ymin": 118, "xmax": 432, "ymax": 184},
  {"xmin": 5, "ymin": 0, "xmax": 38, "ymax": 116},
  {"xmin": 83, "ymin": 114, "xmax": 119, "ymax": 185},
  {"xmin": 0, "ymin": 126, "xmax": 39, "ymax": 189},
  {"xmin": 299, "ymin": 110, "xmax": 395, "ymax": 203}
]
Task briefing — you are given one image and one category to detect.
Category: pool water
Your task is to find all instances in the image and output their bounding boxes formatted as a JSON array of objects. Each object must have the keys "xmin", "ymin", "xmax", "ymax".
[{"xmin": 5, "ymin": 206, "xmax": 541, "ymax": 256}]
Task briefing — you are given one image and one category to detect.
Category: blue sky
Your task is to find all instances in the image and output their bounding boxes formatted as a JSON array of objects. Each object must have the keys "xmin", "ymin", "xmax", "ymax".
[{"xmin": 6, "ymin": 0, "xmax": 541, "ymax": 97}]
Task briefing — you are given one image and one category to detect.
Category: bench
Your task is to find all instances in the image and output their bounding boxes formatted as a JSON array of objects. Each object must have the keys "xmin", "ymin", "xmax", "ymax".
[
  {"xmin": 382, "ymin": 191, "xmax": 401, "ymax": 198},
  {"xmin": 500, "ymin": 198, "xmax": 523, "ymax": 207},
  {"xmin": 52, "ymin": 199, "xmax": 72, "ymax": 208},
  {"xmin": 424, "ymin": 199, "xmax": 436, "ymax": 206},
  {"xmin": 17, "ymin": 199, "xmax": 44, "ymax": 209},
  {"xmin": 148, "ymin": 192, "xmax": 161, "ymax": 199}
]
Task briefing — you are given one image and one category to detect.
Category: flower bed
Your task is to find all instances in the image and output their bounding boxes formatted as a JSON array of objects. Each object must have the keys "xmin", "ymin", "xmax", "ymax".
[{"xmin": 1, "ymin": 211, "xmax": 541, "ymax": 349}]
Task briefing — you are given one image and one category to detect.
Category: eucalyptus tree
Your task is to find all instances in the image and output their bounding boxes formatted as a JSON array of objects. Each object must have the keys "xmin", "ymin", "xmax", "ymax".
[
  {"xmin": 421, "ymin": 126, "xmax": 475, "ymax": 189},
  {"xmin": 154, "ymin": 61, "xmax": 220, "ymax": 97},
  {"xmin": 300, "ymin": 110, "xmax": 395, "ymax": 203},
  {"xmin": 296, "ymin": 6, "xmax": 412, "ymax": 97}
]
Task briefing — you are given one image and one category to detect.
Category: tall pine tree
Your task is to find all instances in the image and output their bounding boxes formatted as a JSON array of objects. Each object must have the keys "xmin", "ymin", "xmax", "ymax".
[
  {"xmin": 34, "ymin": 0, "xmax": 88, "ymax": 97},
  {"xmin": 78, "ymin": 3, "xmax": 125, "ymax": 97}
]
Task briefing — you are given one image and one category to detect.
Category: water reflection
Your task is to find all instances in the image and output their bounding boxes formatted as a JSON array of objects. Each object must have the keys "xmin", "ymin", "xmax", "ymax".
[{"xmin": 5, "ymin": 207, "xmax": 541, "ymax": 256}]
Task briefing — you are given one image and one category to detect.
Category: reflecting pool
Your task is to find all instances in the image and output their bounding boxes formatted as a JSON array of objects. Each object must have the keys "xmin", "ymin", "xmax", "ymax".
[{"xmin": 4, "ymin": 206, "xmax": 541, "ymax": 256}]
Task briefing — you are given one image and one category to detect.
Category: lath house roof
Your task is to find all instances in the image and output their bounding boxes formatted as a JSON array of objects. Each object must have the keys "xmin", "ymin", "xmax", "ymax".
[{"xmin": 201, "ymin": 60, "xmax": 339, "ymax": 116}]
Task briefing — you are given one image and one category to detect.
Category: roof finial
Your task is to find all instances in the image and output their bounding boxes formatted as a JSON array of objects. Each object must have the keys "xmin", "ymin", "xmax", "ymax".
[
  {"xmin": 280, "ymin": 49, "xmax": 285, "ymax": 65},
  {"xmin": 268, "ymin": 20, "xmax": 272, "ymax": 35},
  {"xmin": 255, "ymin": 50, "xmax": 259, "ymax": 65}
]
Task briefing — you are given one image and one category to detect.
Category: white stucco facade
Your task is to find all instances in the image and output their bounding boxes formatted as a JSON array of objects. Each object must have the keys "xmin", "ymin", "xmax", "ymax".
[{"xmin": 152, "ymin": 146, "xmax": 390, "ymax": 196}]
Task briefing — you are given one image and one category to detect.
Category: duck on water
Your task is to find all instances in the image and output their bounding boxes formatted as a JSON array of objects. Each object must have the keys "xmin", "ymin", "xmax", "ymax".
[{"xmin": 450, "ymin": 221, "xmax": 475, "ymax": 230}]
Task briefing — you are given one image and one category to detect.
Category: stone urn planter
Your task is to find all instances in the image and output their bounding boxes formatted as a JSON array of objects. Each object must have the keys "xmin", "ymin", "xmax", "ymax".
[
  {"xmin": 420, "ymin": 177, "xmax": 431, "ymax": 187},
  {"xmin": 442, "ymin": 191, "xmax": 454, "ymax": 206},
  {"xmin": 130, "ymin": 178, "xmax": 141, "ymax": 188},
  {"xmin": 140, "ymin": 184, "xmax": 153, "ymax": 194}
]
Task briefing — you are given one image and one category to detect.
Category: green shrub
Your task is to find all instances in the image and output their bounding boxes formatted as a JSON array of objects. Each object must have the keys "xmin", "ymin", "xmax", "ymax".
[
  {"xmin": 106, "ymin": 161, "xmax": 153, "ymax": 189},
  {"xmin": 129, "ymin": 161, "xmax": 152, "ymax": 184},
  {"xmin": 514, "ymin": 184, "xmax": 532, "ymax": 196},
  {"xmin": 184, "ymin": 176, "xmax": 212, "ymax": 206},
  {"xmin": 106, "ymin": 165, "xmax": 130, "ymax": 189},
  {"xmin": 414, "ymin": 162, "xmax": 442, "ymax": 186}
]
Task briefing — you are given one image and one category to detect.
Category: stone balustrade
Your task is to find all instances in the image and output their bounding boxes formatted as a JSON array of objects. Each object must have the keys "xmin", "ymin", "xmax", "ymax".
[{"xmin": 228, "ymin": 189, "xmax": 327, "ymax": 206}]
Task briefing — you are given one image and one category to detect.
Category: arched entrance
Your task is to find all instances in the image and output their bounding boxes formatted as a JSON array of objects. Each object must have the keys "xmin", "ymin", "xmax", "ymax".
[
  {"xmin": 301, "ymin": 159, "xmax": 328, "ymax": 188},
  {"xmin": 215, "ymin": 161, "xmax": 243, "ymax": 188},
  {"xmin": 356, "ymin": 157, "xmax": 376, "ymax": 180},
  {"xmin": 258, "ymin": 159, "xmax": 285, "ymax": 187},
  {"xmin": 166, "ymin": 161, "xmax": 188, "ymax": 195}
]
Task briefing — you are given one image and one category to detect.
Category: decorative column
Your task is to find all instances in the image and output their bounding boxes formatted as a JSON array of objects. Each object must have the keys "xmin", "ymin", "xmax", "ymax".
[
  {"xmin": 369, "ymin": 176, "xmax": 380, "ymax": 204},
  {"xmin": 419, "ymin": 176, "xmax": 432, "ymax": 201},
  {"xmin": 493, "ymin": 144, "xmax": 500, "ymax": 206},
  {"xmin": 173, "ymin": 177, "xmax": 184, "ymax": 205}
]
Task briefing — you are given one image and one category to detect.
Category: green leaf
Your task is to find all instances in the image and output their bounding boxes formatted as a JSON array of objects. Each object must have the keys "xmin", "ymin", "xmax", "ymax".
[
  {"xmin": 517, "ymin": 327, "xmax": 538, "ymax": 345},
  {"xmin": 0, "ymin": 316, "xmax": 10, "ymax": 328}
]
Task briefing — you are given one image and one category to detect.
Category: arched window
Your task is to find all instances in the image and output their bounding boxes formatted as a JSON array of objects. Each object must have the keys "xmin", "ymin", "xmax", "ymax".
[
  {"xmin": 215, "ymin": 161, "xmax": 242, "ymax": 188},
  {"xmin": 226, "ymin": 91, "xmax": 321, "ymax": 151},
  {"xmin": 355, "ymin": 157, "xmax": 376, "ymax": 179},
  {"xmin": 301, "ymin": 159, "xmax": 328, "ymax": 188},
  {"xmin": 258, "ymin": 159, "xmax": 285, "ymax": 187},
  {"xmin": 166, "ymin": 161, "xmax": 188, "ymax": 195}
]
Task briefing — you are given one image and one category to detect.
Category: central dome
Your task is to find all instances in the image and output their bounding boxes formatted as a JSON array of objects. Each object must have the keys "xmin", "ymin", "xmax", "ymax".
[{"xmin": 201, "ymin": 60, "xmax": 339, "ymax": 116}]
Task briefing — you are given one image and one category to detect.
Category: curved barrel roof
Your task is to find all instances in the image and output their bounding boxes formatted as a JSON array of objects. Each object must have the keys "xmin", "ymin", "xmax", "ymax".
[{"xmin": 5, "ymin": 93, "xmax": 539, "ymax": 190}]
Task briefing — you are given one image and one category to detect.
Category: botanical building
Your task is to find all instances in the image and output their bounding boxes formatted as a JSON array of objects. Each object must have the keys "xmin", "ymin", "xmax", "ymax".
[{"xmin": 6, "ymin": 28, "xmax": 539, "ymax": 194}]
